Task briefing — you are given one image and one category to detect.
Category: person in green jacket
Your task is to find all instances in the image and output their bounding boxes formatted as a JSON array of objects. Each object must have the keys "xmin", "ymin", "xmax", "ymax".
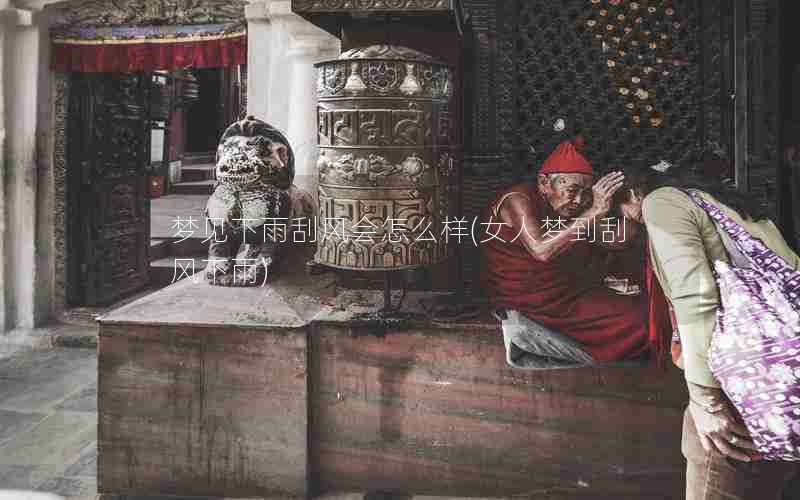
[{"xmin": 614, "ymin": 163, "xmax": 800, "ymax": 500}]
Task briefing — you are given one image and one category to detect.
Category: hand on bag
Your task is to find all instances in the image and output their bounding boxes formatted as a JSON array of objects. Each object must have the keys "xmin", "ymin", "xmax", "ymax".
[{"xmin": 688, "ymin": 384, "xmax": 761, "ymax": 462}]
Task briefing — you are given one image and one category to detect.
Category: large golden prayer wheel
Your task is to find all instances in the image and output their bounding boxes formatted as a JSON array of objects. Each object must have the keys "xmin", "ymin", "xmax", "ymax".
[{"xmin": 314, "ymin": 45, "xmax": 458, "ymax": 271}]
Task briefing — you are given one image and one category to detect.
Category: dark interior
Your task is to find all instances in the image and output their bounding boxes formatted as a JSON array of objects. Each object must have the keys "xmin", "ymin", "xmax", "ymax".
[
  {"xmin": 779, "ymin": 0, "xmax": 800, "ymax": 250},
  {"xmin": 185, "ymin": 68, "xmax": 224, "ymax": 153}
]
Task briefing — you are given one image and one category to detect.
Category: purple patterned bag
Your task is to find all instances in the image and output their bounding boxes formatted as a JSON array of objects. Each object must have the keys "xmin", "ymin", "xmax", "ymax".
[{"xmin": 687, "ymin": 190, "xmax": 800, "ymax": 460}]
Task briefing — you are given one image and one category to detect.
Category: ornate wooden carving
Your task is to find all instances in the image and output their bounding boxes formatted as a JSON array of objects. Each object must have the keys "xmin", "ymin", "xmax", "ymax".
[
  {"xmin": 292, "ymin": 0, "xmax": 451, "ymax": 13},
  {"xmin": 239, "ymin": 64, "xmax": 248, "ymax": 117},
  {"xmin": 458, "ymin": 0, "xmax": 730, "ymax": 289},
  {"xmin": 67, "ymin": 73, "xmax": 151, "ymax": 306},
  {"xmin": 54, "ymin": 74, "xmax": 70, "ymax": 312},
  {"xmin": 315, "ymin": 45, "xmax": 459, "ymax": 271},
  {"xmin": 745, "ymin": 0, "xmax": 780, "ymax": 218},
  {"xmin": 457, "ymin": 0, "xmax": 510, "ymax": 289},
  {"xmin": 51, "ymin": 0, "xmax": 246, "ymax": 27},
  {"xmin": 484, "ymin": 0, "xmax": 729, "ymax": 174},
  {"xmin": 494, "ymin": 0, "xmax": 516, "ymax": 174},
  {"xmin": 462, "ymin": 0, "xmax": 496, "ymax": 157},
  {"xmin": 700, "ymin": 0, "xmax": 733, "ymax": 166}
]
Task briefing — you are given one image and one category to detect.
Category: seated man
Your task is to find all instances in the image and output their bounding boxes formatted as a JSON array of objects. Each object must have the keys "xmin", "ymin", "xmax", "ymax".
[{"xmin": 480, "ymin": 138, "xmax": 650, "ymax": 363}]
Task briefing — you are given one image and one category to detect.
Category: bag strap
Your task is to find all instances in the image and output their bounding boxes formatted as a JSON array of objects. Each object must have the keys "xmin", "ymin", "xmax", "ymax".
[
  {"xmin": 711, "ymin": 219, "xmax": 750, "ymax": 269},
  {"xmin": 683, "ymin": 189, "xmax": 800, "ymax": 295}
]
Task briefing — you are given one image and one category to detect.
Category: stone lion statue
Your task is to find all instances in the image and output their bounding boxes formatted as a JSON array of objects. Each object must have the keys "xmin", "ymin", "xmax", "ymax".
[{"xmin": 204, "ymin": 116, "xmax": 294, "ymax": 286}]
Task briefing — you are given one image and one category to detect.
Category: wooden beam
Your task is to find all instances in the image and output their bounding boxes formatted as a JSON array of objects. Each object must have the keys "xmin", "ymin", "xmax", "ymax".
[
  {"xmin": 775, "ymin": 0, "xmax": 797, "ymax": 246},
  {"xmin": 734, "ymin": 0, "xmax": 750, "ymax": 192}
]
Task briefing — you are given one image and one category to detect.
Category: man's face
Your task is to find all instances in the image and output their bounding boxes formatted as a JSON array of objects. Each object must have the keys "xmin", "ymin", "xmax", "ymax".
[{"xmin": 538, "ymin": 173, "xmax": 594, "ymax": 218}]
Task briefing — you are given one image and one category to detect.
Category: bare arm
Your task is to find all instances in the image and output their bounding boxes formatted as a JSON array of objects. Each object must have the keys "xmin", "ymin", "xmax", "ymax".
[
  {"xmin": 497, "ymin": 194, "xmax": 593, "ymax": 262},
  {"xmin": 497, "ymin": 172, "xmax": 625, "ymax": 262}
]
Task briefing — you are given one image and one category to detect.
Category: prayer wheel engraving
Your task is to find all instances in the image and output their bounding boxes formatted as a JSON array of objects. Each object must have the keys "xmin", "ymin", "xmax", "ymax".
[{"xmin": 315, "ymin": 45, "xmax": 458, "ymax": 270}]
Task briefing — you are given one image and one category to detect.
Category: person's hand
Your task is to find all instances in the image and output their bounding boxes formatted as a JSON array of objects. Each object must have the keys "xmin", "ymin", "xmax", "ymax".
[
  {"xmin": 586, "ymin": 171, "xmax": 625, "ymax": 218},
  {"xmin": 603, "ymin": 276, "xmax": 641, "ymax": 295},
  {"xmin": 688, "ymin": 384, "xmax": 761, "ymax": 462}
]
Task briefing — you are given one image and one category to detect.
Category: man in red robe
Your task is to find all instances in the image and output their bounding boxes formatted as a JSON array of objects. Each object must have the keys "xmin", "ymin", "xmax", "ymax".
[{"xmin": 480, "ymin": 139, "xmax": 649, "ymax": 362}]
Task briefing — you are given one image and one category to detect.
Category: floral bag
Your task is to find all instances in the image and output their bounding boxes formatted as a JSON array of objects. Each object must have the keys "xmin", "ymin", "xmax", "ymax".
[{"xmin": 687, "ymin": 190, "xmax": 800, "ymax": 460}]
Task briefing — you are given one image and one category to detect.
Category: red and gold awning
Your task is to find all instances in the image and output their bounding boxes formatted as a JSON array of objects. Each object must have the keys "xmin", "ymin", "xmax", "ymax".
[{"xmin": 51, "ymin": 23, "xmax": 246, "ymax": 72}]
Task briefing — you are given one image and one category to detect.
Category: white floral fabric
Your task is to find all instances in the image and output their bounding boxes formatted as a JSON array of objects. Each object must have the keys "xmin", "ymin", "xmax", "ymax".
[{"xmin": 689, "ymin": 191, "xmax": 800, "ymax": 460}]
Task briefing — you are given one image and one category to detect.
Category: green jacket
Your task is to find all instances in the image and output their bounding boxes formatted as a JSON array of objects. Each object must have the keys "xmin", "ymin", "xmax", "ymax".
[{"xmin": 642, "ymin": 186, "xmax": 800, "ymax": 388}]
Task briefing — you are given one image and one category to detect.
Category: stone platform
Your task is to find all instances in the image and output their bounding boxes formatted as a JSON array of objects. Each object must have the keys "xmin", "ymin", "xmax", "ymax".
[{"xmin": 97, "ymin": 250, "xmax": 689, "ymax": 499}]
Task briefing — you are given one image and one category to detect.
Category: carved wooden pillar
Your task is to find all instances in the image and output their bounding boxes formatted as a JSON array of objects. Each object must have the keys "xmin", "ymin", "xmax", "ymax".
[
  {"xmin": 734, "ymin": 0, "xmax": 782, "ymax": 219},
  {"xmin": 462, "ymin": 1, "xmax": 498, "ymax": 158},
  {"xmin": 459, "ymin": 0, "xmax": 510, "ymax": 291}
]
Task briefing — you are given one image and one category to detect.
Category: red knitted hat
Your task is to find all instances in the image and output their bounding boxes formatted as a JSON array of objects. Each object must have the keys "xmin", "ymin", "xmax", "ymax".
[{"xmin": 539, "ymin": 137, "xmax": 594, "ymax": 176}]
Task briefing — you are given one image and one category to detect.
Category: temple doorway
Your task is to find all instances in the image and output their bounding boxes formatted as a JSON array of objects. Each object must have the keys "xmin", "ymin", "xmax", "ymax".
[
  {"xmin": 49, "ymin": 0, "xmax": 248, "ymax": 310},
  {"xmin": 185, "ymin": 68, "xmax": 224, "ymax": 156},
  {"xmin": 170, "ymin": 66, "xmax": 245, "ymax": 194},
  {"xmin": 64, "ymin": 67, "xmax": 246, "ymax": 308},
  {"xmin": 65, "ymin": 73, "xmax": 152, "ymax": 306}
]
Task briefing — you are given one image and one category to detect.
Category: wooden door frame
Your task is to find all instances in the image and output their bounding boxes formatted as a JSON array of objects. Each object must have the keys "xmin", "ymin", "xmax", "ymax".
[
  {"xmin": 734, "ymin": 0, "xmax": 795, "ymax": 246},
  {"xmin": 64, "ymin": 72, "xmax": 152, "ymax": 307}
]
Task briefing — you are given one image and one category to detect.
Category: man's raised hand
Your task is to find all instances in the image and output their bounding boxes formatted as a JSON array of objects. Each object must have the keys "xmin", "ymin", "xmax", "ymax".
[{"xmin": 588, "ymin": 171, "xmax": 625, "ymax": 218}]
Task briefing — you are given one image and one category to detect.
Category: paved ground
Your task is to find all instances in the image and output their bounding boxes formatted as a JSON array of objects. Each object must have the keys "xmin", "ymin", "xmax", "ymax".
[
  {"xmin": 0, "ymin": 347, "xmax": 97, "ymax": 498},
  {"xmin": 0, "ymin": 344, "xmax": 355, "ymax": 499}
]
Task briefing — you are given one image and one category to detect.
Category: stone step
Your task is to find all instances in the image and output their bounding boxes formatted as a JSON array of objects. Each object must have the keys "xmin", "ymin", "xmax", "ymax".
[
  {"xmin": 59, "ymin": 285, "xmax": 160, "ymax": 328},
  {"xmin": 181, "ymin": 163, "xmax": 215, "ymax": 170},
  {"xmin": 183, "ymin": 151, "xmax": 215, "ymax": 165},
  {"xmin": 149, "ymin": 256, "xmax": 205, "ymax": 288},
  {"xmin": 172, "ymin": 179, "xmax": 215, "ymax": 195},
  {"xmin": 150, "ymin": 238, "xmax": 171, "ymax": 262},
  {"xmin": 50, "ymin": 321, "xmax": 100, "ymax": 348},
  {"xmin": 180, "ymin": 163, "xmax": 216, "ymax": 183},
  {"xmin": 150, "ymin": 237, "xmax": 207, "ymax": 263},
  {"xmin": 169, "ymin": 237, "xmax": 208, "ymax": 258}
]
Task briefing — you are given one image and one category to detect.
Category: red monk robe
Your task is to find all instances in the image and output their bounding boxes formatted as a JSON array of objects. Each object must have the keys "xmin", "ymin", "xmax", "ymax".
[{"xmin": 480, "ymin": 181, "xmax": 650, "ymax": 362}]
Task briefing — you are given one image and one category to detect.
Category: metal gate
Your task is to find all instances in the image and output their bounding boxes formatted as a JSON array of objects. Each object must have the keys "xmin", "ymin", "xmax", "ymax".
[{"xmin": 495, "ymin": 0, "xmax": 733, "ymax": 174}]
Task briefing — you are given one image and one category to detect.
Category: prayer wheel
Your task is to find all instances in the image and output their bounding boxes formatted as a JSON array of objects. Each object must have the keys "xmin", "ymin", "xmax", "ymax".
[{"xmin": 314, "ymin": 45, "xmax": 458, "ymax": 271}]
